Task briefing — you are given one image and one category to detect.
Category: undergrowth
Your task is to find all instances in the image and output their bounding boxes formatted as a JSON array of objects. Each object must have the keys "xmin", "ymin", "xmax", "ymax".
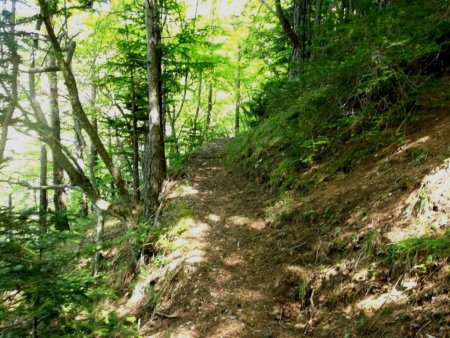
[
  {"xmin": 225, "ymin": 0, "xmax": 450, "ymax": 192},
  {"xmin": 0, "ymin": 208, "xmax": 138, "ymax": 337}
]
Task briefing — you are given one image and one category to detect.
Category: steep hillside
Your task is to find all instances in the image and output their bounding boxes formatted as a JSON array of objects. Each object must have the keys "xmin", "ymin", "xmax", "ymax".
[{"xmin": 119, "ymin": 105, "xmax": 449, "ymax": 336}]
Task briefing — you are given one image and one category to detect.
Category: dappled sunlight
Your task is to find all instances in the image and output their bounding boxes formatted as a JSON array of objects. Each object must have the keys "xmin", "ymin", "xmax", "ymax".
[
  {"xmin": 207, "ymin": 319, "xmax": 245, "ymax": 337},
  {"xmin": 234, "ymin": 288, "xmax": 266, "ymax": 302},
  {"xmin": 223, "ymin": 253, "xmax": 245, "ymax": 267},
  {"xmin": 227, "ymin": 215, "xmax": 251, "ymax": 226},
  {"xmin": 356, "ymin": 288, "xmax": 407, "ymax": 314},
  {"xmin": 185, "ymin": 249, "xmax": 208, "ymax": 264},
  {"xmin": 142, "ymin": 115, "xmax": 450, "ymax": 337},
  {"xmin": 226, "ymin": 215, "xmax": 268, "ymax": 230},
  {"xmin": 186, "ymin": 222, "xmax": 211, "ymax": 238},
  {"xmin": 388, "ymin": 136, "xmax": 431, "ymax": 159},
  {"xmin": 209, "ymin": 269, "xmax": 233, "ymax": 284},
  {"xmin": 149, "ymin": 326, "xmax": 199, "ymax": 338},
  {"xmin": 206, "ymin": 213, "xmax": 221, "ymax": 223},
  {"xmin": 167, "ymin": 184, "xmax": 200, "ymax": 199}
]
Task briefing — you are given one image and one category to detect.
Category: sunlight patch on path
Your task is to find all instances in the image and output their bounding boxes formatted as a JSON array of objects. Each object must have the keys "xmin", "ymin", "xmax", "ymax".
[
  {"xmin": 206, "ymin": 214, "xmax": 221, "ymax": 223},
  {"xmin": 223, "ymin": 253, "xmax": 245, "ymax": 266},
  {"xmin": 167, "ymin": 184, "xmax": 199, "ymax": 199},
  {"xmin": 356, "ymin": 288, "xmax": 407, "ymax": 314},
  {"xmin": 226, "ymin": 215, "xmax": 268, "ymax": 230}
]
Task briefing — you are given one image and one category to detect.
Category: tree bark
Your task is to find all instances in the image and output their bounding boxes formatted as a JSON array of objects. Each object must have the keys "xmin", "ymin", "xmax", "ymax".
[
  {"xmin": 235, "ymin": 46, "xmax": 242, "ymax": 135},
  {"xmin": 0, "ymin": 0, "xmax": 19, "ymax": 163},
  {"xmin": 310, "ymin": 0, "xmax": 323, "ymax": 61},
  {"xmin": 92, "ymin": 207, "xmax": 104, "ymax": 276},
  {"xmin": 39, "ymin": 145, "xmax": 48, "ymax": 225},
  {"xmin": 192, "ymin": 70, "xmax": 203, "ymax": 144},
  {"xmin": 130, "ymin": 70, "xmax": 141, "ymax": 202},
  {"xmin": 273, "ymin": 0, "xmax": 302, "ymax": 79},
  {"xmin": 49, "ymin": 55, "xmax": 70, "ymax": 230},
  {"xmin": 205, "ymin": 83, "xmax": 213, "ymax": 132},
  {"xmin": 89, "ymin": 116, "xmax": 99, "ymax": 193},
  {"xmin": 144, "ymin": 0, "xmax": 166, "ymax": 218}
]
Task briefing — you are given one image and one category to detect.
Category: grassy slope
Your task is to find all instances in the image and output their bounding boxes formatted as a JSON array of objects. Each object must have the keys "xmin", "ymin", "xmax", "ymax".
[{"xmin": 227, "ymin": 0, "xmax": 450, "ymax": 192}]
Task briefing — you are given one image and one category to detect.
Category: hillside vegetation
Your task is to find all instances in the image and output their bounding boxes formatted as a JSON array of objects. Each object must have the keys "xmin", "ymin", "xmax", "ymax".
[
  {"xmin": 1, "ymin": 0, "xmax": 450, "ymax": 337},
  {"xmin": 227, "ymin": 0, "xmax": 450, "ymax": 191}
]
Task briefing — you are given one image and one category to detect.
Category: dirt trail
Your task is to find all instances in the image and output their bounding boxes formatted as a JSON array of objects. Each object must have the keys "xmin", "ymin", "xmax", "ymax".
[
  {"xmin": 144, "ymin": 110, "xmax": 450, "ymax": 338},
  {"xmin": 146, "ymin": 140, "xmax": 301, "ymax": 338}
]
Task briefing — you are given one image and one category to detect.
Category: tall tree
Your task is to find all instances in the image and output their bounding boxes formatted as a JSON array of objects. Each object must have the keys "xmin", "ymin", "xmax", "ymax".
[
  {"xmin": 0, "ymin": 0, "xmax": 18, "ymax": 163},
  {"xmin": 38, "ymin": 0, "xmax": 130, "ymax": 204},
  {"xmin": 261, "ymin": 0, "xmax": 311, "ymax": 78},
  {"xmin": 235, "ymin": 45, "xmax": 242, "ymax": 135},
  {"xmin": 144, "ymin": 0, "xmax": 166, "ymax": 218},
  {"xmin": 49, "ymin": 55, "xmax": 70, "ymax": 230}
]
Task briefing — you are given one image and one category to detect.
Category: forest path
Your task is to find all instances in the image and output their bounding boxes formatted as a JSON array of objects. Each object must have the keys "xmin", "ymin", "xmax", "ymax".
[{"xmin": 147, "ymin": 140, "xmax": 300, "ymax": 338}]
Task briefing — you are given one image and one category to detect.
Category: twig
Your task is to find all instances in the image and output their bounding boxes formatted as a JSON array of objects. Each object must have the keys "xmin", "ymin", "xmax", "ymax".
[
  {"xmin": 0, "ymin": 178, "xmax": 81, "ymax": 191},
  {"xmin": 153, "ymin": 311, "xmax": 179, "ymax": 319},
  {"xmin": 415, "ymin": 319, "xmax": 432, "ymax": 337}
]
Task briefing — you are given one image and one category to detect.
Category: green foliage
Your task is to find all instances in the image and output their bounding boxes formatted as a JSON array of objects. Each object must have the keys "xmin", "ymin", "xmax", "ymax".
[
  {"xmin": 407, "ymin": 146, "xmax": 428, "ymax": 166},
  {"xmin": 0, "ymin": 208, "xmax": 137, "ymax": 337},
  {"xmin": 389, "ymin": 230, "xmax": 450, "ymax": 258},
  {"xmin": 227, "ymin": 0, "xmax": 450, "ymax": 191}
]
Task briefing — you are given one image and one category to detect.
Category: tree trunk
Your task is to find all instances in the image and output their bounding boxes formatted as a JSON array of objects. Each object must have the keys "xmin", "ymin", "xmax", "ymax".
[
  {"xmin": 92, "ymin": 207, "xmax": 104, "ymax": 276},
  {"xmin": 205, "ymin": 83, "xmax": 213, "ymax": 132},
  {"xmin": 130, "ymin": 70, "xmax": 141, "ymax": 202},
  {"xmin": 310, "ymin": 0, "xmax": 323, "ymax": 61},
  {"xmin": 39, "ymin": 145, "xmax": 48, "ymax": 225},
  {"xmin": 49, "ymin": 55, "xmax": 70, "ymax": 230},
  {"xmin": 271, "ymin": 0, "xmax": 303, "ymax": 79},
  {"xmin": 192, "ymin": 70, "xmax": 203, "ymax": 145},
  {"xmin": 38, "ymin": 0, "xmax": 130, "ymax": 203},
  {"xmin": 0, "ymin": 0, "xmax": 18, "ymax": 163},
  {"xmin": 235, "ymin": 46, "xmax": 242, "ymax": 135},
  {"xmin": 88, "ymin": 83, "xmax": 99, "ymax": 193},
  {"xmin": 144, "ymin": 0, "xmax": 166, "ymax": 219}
]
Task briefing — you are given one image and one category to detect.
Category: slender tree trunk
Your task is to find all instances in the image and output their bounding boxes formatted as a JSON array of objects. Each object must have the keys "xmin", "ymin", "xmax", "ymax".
[
  {"xmin": 192, "ymin": 70, "xmax": 203, "ymax": 144},
  {"xmin": 270, "ymin": 0, "xmax": 304, "ymax": 79},
  {"xmin": 89, "ymin": 84, "xmax": 99, "ymax": 193},
  {"xmin": 92, "ymin": 207, "xmax": 104, "ymax": 276},
  {"xmin": 168, "ymin": 71, "xmax": 188, "ymax": 156},
  {"xmin": 73, "ymin": 120, "xmax": 89, "ymax": 216},
  {"xmin": 38, "ymin": 0, "xmax": 130, "ymax": 203},
  {"xmin": 49, "ymin": 55, "xmax": 70, "ymax": 230},
  {"xmin": 0, "ymin": 0, "xmax": 18, "ymax": 163},
  {"xmin": 130, "ymin": 71, "xmax": 141, "ymax": 202},
  {"xmin": 39, "ymin": 145, "xmax": 48, "ymax": 225},
  {"xmin": 24, "ymin": 17, "xmax": 118, "ymax": 218},
  {"xmin": 107, "ymin": 124, "xmax": 116, "ymax": 199},
  {"xmin": 131, "ymin": 109, "xmax": 140, "ymax": 202},
  {"xmin": 89, "ymin": 121, "xmax": 98, "ymax": 197},
  {"xmin": 144, "ymin": 0, "xmax": 166, "ymax": 218},
  {"xmin": 310, "ymin": 0, "xmax": 323, "ymax": 61},
  {"xmin": 205, "ymin": 83, "xmax": 213, "ymax": 132},
  {"xmin": 235, "ymin": 46, "xmax": 242, "ymax": 135}
]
